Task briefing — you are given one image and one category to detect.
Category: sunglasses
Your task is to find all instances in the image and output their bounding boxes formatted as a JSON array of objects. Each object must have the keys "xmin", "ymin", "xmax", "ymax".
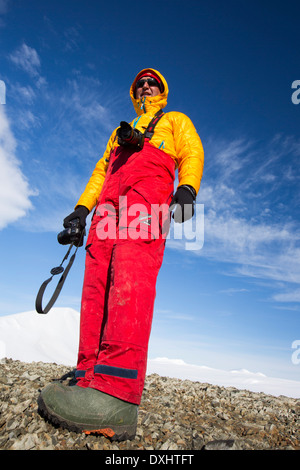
[{"xmin": 136, "ymin": 77, "xmax": 161, "ymax": 89}]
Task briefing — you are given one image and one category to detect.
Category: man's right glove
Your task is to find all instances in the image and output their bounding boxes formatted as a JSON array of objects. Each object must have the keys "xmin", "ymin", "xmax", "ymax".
[
  {"xmin": 63, "ymin": 205, "xmax": 89, "ymax": 229},
  {"xmin": 170, "ymin": 185, "xmax": 196, "ymax": 223}
]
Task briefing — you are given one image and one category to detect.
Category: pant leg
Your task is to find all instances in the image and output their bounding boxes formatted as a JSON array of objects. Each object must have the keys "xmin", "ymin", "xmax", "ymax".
[
  {"xmin": 76, "ymin": 209, "xmax": 116, "ymax": 387},
  {"xmin": 76, "ymin": 149, "xmax": 122, "ymax": 386},
  {"xmin": 89, "ymin": 235, "xmax": 167, "ymax": 403},
  {"xmin": 89, "ymin": 143, "xmax": 175, "ymax": 404}
]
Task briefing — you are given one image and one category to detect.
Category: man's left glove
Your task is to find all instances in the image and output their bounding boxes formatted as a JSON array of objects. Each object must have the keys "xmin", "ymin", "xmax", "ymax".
[
  {"xmin": 170, "ymin": 185, "xmax": 196, "ymax": 223},
  {"xmin": 63, "ymin": 205, "xmax": 89, "ymax": 229}
]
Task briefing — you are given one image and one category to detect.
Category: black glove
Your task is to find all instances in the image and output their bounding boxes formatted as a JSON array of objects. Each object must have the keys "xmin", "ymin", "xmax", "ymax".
[
  {"xmin": 170, "ymin": 185, "xmax": 196, "ymax": 223},
  {"xmin": 63, "ymin": 205, "xmax": 89, "ymax": 229}
]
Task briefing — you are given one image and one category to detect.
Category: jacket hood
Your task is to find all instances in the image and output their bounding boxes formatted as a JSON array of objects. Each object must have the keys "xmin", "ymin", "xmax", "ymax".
[{"xmin": 130, "ymin": 68, "xmax": 168, "ymax": 116}]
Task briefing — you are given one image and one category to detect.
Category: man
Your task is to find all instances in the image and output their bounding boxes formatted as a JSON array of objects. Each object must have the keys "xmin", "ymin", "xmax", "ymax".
[{"xmin": 38, "ymin": 68, "xmax": 204, "ymax": 441}]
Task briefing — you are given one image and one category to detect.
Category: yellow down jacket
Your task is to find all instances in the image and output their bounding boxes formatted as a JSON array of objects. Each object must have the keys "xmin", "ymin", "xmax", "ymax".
[{"xmin": 76, "ymin": 68, "xmax": 204, "ymax": 212}]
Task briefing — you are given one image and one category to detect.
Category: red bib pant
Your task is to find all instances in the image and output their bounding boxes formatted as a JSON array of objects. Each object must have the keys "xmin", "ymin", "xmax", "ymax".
[{"xmin": 76, "ymin": 142, "xmax": 175, "ymax": 405}]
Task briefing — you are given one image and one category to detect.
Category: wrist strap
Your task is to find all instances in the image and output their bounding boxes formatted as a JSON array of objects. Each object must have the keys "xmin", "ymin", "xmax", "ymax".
[{"xmin": 35, "ymin": 229, "xmax": 84, "ymax": 314}]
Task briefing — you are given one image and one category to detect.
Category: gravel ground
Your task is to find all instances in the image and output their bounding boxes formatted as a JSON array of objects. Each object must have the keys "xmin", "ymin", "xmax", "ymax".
[{"xmin": 0, "ymin": 358, "xmax": 299, "ymax": 451}]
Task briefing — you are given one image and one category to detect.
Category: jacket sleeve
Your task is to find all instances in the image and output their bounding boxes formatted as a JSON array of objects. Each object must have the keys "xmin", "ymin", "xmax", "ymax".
[
  {"xmin": 75, "ymin": 129, "xmax": 117, "ymax": 211},
  {"xmin": 172, "ymin": 113, "xmax": 204, "ymax": 195}
]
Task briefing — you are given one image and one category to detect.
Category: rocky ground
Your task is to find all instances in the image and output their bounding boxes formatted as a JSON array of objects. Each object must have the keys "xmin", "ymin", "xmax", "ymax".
[{"xmin": 0, "ymin": 358, "xmax": 299, "ymax": 451}]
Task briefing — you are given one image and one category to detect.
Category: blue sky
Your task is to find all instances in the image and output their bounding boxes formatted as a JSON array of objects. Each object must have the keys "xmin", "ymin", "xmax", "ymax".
[{"xmin": 0, "ymin": 0, "xmax": 300, "ymax": 382}]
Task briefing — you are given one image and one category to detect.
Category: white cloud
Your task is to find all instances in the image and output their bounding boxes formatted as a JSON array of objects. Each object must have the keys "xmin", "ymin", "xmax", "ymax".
[
  {"xmin": 10, "ymin": 43, "xmax": 41, "ymax": 77},
  {"xmin": 9, "ymin": 74, "xmax": 125, "ymax": 233},
  {"xmin": 155, "ymin": 309, "xmax": 195, "ymax": 322},
  {"xmin": 220, "ymin": 288, "xmax": 249, "ymax": 295},
  {"xmin": 272, "ymin": 289, "xmax": 300, "ymax": 303},
  {"xmin": 12, "ymin": 84, "xmax": 36, "ymax": 103},
  {"xmin": 64, "ymin": 25, "xmax": 81, "ymax": 51},
  {"xmin": 198, "ymin": 135, "xmax": 300, "ymax": 288},
  {"xmin": 167, "ymin": 134, "xmax": 300, "ymax": 301},
  {"xmin": 203, "ymin": 209, "xmax": 297, "ymax": 259},
  {"xmin": 17, "ymin": 109, "xmax": 41, "ymax": 130},
  {"xmin": 0, "ymin": 105, "xmax": 34, "ymax": 229}
]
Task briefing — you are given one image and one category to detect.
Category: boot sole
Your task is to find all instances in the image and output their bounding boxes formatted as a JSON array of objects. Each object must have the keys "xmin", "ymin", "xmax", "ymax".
[{"xmin": 37, "ymin": 394, "xmax": 137, "ymax": 441}]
